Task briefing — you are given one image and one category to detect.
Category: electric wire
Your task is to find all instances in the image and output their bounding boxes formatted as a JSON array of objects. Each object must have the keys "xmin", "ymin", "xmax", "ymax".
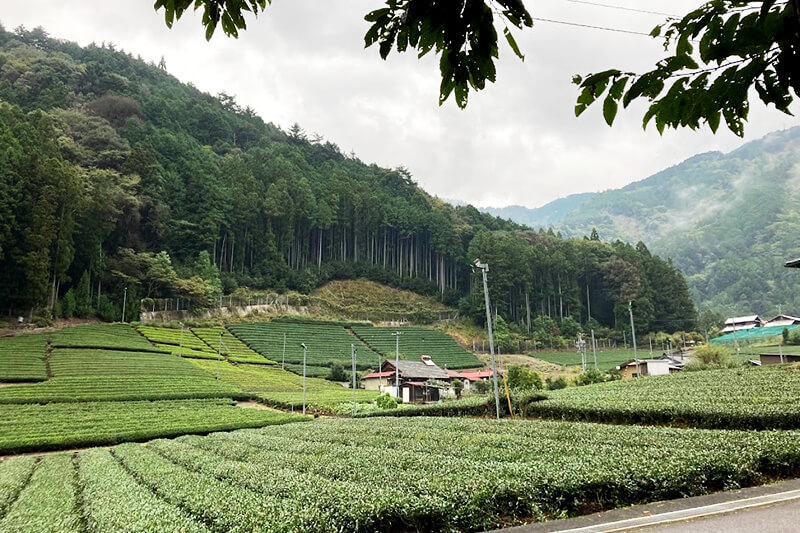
[{"xmin": 565, "ymin": 0, "xmax": 679, "ymax": 18}]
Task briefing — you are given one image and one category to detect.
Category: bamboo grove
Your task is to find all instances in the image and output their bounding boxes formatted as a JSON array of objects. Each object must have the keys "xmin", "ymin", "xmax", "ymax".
[{"xmin": 0, "ymin": 25, "xmax": 695, "ymax": 333}]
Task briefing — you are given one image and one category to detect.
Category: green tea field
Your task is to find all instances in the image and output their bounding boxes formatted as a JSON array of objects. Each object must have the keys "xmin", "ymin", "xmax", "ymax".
[
  {"xmin": 529, "ymin": 347, "xmax": 649, "ymax": 371},
  {"xmin": 527, "ymin": 365, "xmax": 800, "ymax": 429},
  {"xmin": 0, "ymin": 334, "xmax": 48, "ymax": 382},
  {"xmin": 2, "ymin": 418, "xmax": 800, "ymax": 532},
  {"xmin": 187, "ymin": 359, "xmax": 378, "ymax": 413},
  {"xmin": 351, "ymin": 325, "xmax": 482, "ymax": 369},
  {"xmin": 0, "ymin": 325, "xmax": 310, "ymax": 454}
]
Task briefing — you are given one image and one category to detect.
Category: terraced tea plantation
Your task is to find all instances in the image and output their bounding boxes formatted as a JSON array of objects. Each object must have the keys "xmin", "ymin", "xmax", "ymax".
[
  {"xmin": 137, "ymin": 325, "xmax": 210, "ymax": 352},
  {"xmin": 49, "ymin": 324, "xmax": 155, "ymax": 351},
  {"xmin": 229, "ymin": 321, "xmax": 370, "ymax": 372},
  {"xmin": 1, "ymin": 399, "xmax": 305, "ymax": 454},
  {"xmin": 188, "ymin": 359, "xmax": 377, "ymax": 412},
  {"xmin": 0, "ymin": 334, "xmax": 48, "ymax": 382},
  {"xmin": 0, "ymin": 324, "xmax": 314, "ymax": 454},
  {"xmin": 0, "ymin": 348, "xmax": 245, "ymax": 404},
  {"xmin": 193, "ymin": 327, "xmax": 275, "ymax": 364},
  {"xmin": 528, "ymin": 366, "xmax": 800, "ymax": 429},
  {"xmin": 2, "ymin": 418, "xmax": 800, "ymax": 532},
  {"xmin": 352, "ymin": 325, "xmax": 481, "ymax": 369}
]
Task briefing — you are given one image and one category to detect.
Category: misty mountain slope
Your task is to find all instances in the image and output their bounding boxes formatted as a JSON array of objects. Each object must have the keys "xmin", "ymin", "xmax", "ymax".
[
  {"xmin": 488, "ymin": 128, "xmax": 800, "ymax": 315},
  {"xmin": 481, "ymin": 192, "xmax": 596, "ymax": 228}
]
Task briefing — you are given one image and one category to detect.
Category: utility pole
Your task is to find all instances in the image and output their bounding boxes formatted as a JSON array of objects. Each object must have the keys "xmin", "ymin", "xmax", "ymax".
[
  {"xmin": 576, "ymin": 334, "xmax": 587, "ymax": 372},
  {"xmin": 649, "ymin": 336, "xmax": 653, "ymax": 356},
  {"xmin": 351, "ymin": 344, "xmax": 357, "ymax": 416},
  {"xmin": 586, "ymin": 285, "xmax": 591, "ymax": 322},
  {"xmin": 591, "ymin": 329, "xmax": 597, "ymax": 370},
  {"xmin": 301, "ymin": 343, "xmax": 307, "ymax": 415},
  {"xmin": 282, "ymin": 333, "xmax": 286, "ymax": 370},
  {"xmin": 392, "ymin": 331, "xmax": 402, "ymax": 398},
  {"xmin": 121, "ymin": 287, "xmax": 127, "ymax": 323},
  {"xmin": 628, "ymin": 301, "xmax": 639, "ymax": 377},
  {"xmin": 179, "ymin": 322, "xmax": 184, "ymax": 358},
  {"xmin": 216, "ymin": 330, "xmax": 224, "ymax": 380},
  {"xmin": 474, "ymin": 259, "xmax": 501, "ymax": 420}
]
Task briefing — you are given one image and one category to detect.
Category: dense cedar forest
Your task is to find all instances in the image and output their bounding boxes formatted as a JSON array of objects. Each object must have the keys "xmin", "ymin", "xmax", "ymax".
[{"xmin": 0, "ymin": 25, "xmax": 696, "ymax": 333}]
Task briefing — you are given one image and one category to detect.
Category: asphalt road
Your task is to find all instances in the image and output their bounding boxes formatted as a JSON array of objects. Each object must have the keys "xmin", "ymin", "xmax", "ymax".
[
  {"xmin": 488, "ymin": 478, "xmax": 800, "ymax": 533},
  {"xmin": 641, "ymin": 498, "xmax": 800, "ymax": 532}
]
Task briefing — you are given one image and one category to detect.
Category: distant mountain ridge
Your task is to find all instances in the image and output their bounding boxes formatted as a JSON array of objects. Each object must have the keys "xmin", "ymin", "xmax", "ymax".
[
  {"xmin": 480, "ymin": 192, "xmax": 596, "ymax": 229},
  {"xmin": 481, "ymin": 127, "xmax": 800, "ymax": 316}
]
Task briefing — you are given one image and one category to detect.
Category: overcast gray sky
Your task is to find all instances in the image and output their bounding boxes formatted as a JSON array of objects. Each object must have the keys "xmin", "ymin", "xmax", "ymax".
[{"xmin": 4, "ymin": 1, "xmax": 797, "ymax": 208}]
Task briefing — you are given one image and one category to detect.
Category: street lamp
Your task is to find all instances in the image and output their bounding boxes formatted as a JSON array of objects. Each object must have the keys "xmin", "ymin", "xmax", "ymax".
[
  {"xmin": 473, "ymin": 259, "xmax": 501, "ymax": 420},
  {"xmin": 301, "ymin": 343, "xmax": 307, "ymax": 415},
  {"xmin": 178, "ymin": 322, "xmax": 184, "ymax": 358},
  {"xmin": 391, "ymin": 331, "xmax": 402, "ymax": 399},
  {"xmin": 121, "ymin": 287, "xmax": 128, "ymax": 323},
  {"xmin": 216, "ymin": 330, "xmax": 224, "ymax": 380},
  {"xmin": 351, "ymin": 343, "xmax": 357, "ymax": 416}
]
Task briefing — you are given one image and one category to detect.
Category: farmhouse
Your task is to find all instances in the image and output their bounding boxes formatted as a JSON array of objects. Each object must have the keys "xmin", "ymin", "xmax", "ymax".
[
  {"xmin": 760, "ymin": 353, "xmax": 800, "ymax": 365},
  {"xmin": 720, "ymin": 315, "xmax": 763, "ymax": 334},
  {"xmin": 362, "ymin": 356, "xmax": 452, "ymax": 403},
  {"xmin": 617, "ymin": 359, "xmax": 674, "ymax": 379},
  {"xmin": 764, "ymin": 314, "xmax": 800, "ymax": 328},
  {"xmin": 445, "ymin": 369, "xmax": 496, "ymax": 392}
]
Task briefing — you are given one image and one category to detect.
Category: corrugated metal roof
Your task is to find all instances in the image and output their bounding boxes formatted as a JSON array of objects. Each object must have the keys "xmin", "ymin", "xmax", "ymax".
[
  {"xmin": 721, "ymin": 323, "xmax": 759, "ymax": 333},
  {"xmin": 785, "ymin": 257, "xmax": 800, "ymax": 268},
  {"xmin": 460, "ymin": 370, "xmax": 495, "ymax": 381},
  {"xmin": 362, "ymin": 371, "xmax": 394, "ymax": 380},
  {"xmin": 387, "ymin": 360, "xmax": 450, "ymax": 380},
  {"xmin": 724, "ymin": 315, "xmax": 761, "ymax": 325}
]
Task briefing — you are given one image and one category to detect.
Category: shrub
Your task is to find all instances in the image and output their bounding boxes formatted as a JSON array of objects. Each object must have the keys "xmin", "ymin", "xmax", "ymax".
[
  {"xmin": 62, "ymin": 289, "xmax": 76, "ymax": 319},
  {"xmin": 376, "ymin": 393, "xmax": 398, "ymax": 409},
  {"xmin": 575, "ymin": 369, "xmax": 606, "ymax": 386},
  {"xmin": 471, "ymin": 380, "xmax": 491, "ymax": 394},
  {"xmin": 686, "ymin": 344, "xmax": 738, "ymax": 370},
  {"xmin": 787, "ymin": 329, "xmax": 800, "ymax": 346},
  {"xmin": 328, "ymin": 363, "xmax": 347, "ymax": 382},
  {"xmin": 96, "ymin": 295, "xmax": 119, "ymax": 322},
  {"xmin": 451, "ymin": 379, "xmax": 464, "ymax": 399},
  {"xmin": 506, "ymin": 365, "xmax": 542, "ymax": 390},
  {"xmin": 33, "ymin": 315, "xmax": 54, "ymax": 328},
  {"xmin": 546, "ymin": 376, "xmax": 568, "ymax": 390}
]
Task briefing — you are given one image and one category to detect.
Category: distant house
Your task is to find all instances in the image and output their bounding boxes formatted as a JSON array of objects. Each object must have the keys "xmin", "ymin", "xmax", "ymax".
[
  {"xmin": 360, "ymin": 371, "xmax": 394, "ymax": 391},
  {"xmin": 617, "ymin": 359, "xmax": 674, "ymax": 379},
  {"xmin": 363, "ymin": 356, "xmax": 452, "ymax": 403},
  {"xmin": 759, "ymin": 353, "xmax": 800, "ymax": 365},
  {"xmin": 763, "ymin": 315, "xmax": 800, "ymax": 328},
  {"xmin": 445, "ymin": 369, "xmax": 496, "ymax": 393},
  {"xmin": 720, "ymin": 315, "xmax": 763, "ymax": 334}
]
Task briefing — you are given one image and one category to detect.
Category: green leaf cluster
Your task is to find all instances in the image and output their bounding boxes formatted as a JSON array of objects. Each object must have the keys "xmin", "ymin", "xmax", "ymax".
[{"xmin": 575, "ymin": 1, "xmax": 800, "ymax": 135}]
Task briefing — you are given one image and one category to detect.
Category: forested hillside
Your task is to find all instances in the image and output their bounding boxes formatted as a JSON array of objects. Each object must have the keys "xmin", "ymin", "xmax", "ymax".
[
  {"xmin": 0, "ymin": 25, "xmax": 695, "ymax": 335},
  {"xmin": 485, "ymin": 128, "xmax": 800, "ymax": 316}
]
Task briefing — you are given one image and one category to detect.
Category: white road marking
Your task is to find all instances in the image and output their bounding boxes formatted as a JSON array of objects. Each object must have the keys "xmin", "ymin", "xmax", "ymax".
[{"xmin": 556, "ymin": 489, "xmax": 800, "ymax": 532}]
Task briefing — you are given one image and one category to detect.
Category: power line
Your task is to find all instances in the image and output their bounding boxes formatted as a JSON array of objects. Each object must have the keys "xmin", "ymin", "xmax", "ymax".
[
  {"xmin": 532, "ymin": 17, "xmax": 654, "ymax": 37},
  {"xmin": 565, "ymin": 0, "xmax": 678, "ymax": 18}
]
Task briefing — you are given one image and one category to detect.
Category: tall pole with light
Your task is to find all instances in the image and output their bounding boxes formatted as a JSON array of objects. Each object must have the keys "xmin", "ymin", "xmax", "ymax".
[
  {"xmin": 391, "ymin": 331, "xmax": 402, "ymax": 398},
  {"xmin": 121, "ymin": 287, "xmax": 128, "ymax": 323},
  {"xmin": 351, "ymin": 344, "xmax": 357, "ymax": 416},
  {"xmin": 216, "ymin": 330, "xmax": 224, "ymax": 380},
  {"xmin": 301, "ymin": 343, "xmax": 307, "ymax": 415},
  {"xmin": 179, "ymin": 322, "xmax": 184, "ymax": 358},
  {"xmin": 474, "ymin": 259, "xmax": 500, "ymax": 420},
  {"xmin": 628, "ymin": 301, "xmax": 639, "ymax": 377}
]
